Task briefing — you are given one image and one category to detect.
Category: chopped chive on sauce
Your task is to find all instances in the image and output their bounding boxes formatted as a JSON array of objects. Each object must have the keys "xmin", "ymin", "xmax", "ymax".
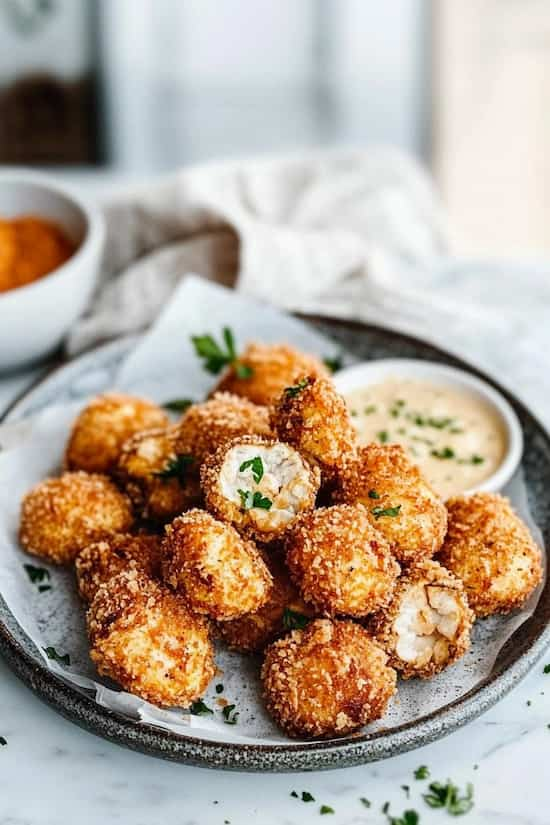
[
  {"xmin": 431, "ymin": 446, "xmax": 455, "ymax": 460},
  {"xmin": 378, "ymin": 430, "xmax": 389, "ymax": 443},
  {"xmin": 364, "ymin": 405, "xmax": 377, "ymax": 415}
]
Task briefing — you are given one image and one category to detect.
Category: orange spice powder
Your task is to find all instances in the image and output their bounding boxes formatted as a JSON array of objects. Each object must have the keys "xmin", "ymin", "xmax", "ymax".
[{"xmin": 0, "ymin": 215, "xmax": 76, "ymax": 293}]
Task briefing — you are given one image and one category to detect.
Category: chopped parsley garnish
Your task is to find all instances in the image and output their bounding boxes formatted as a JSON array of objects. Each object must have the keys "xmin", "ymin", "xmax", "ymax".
[
  {"xmin": 470, "ymin": 454, "xmax": 485, "ymax": 465},
  {"xmin": 386, "ymin": 810, "xmax": 419, "ymax": 825},
  {"xmin": 24, "ymin": 564, "xmax": 51, "ymax": 592},
  {"xmin": 364, "ymin": 405, "xmax": 377, "ymax": 415},
  {"xmin": 378, "ymin": 430, "xmax": 389, "ymax": 443},
  {"xmin": 239, "ymin": 456, "xmax": 264, "ymax": 483},
  {"xmin": 301, "ymin": 791, "xmax": 315, "ymax": 802},
  {"xmin": 360, "ymin": 797, "xmax": 371, "ymax": 808},
  {"xmin": 423, "ymin": 780, "xmax": 474, "ymax": 816},
  {"xmin": 154, "ymin": 453, "xmax": 194, "ymax": 483},
  {"xmin": 238, "ymin": 489, "xmax": 272, "ymax": 511},
  {"xmin": 372, "ymin": 505, "xmax": 401, "ymax": 519},
  {"xmin": 215, "ymin": 683, "xmax": 224, "ymax": 694},
  {"xmin": 163, "ymin": 398, "xmax": 194, "ymax": 413},
  {"xmin": 43, "ymin": 646, "xmax": 70, "ymax": 666},
  {"xmin": 414, "ymin": 765, "xmax": 430, "ymax": 780},
  {"xmin": 191, "ymin": 327, "xmax": 253, "ymax": 377},
  {"xmin": 543, "ymin": 664, "xmax": 550, "ymax": 674},
  {"xmin": 282, "ymin": 607, "xmax": 310, "ymax": 630},
  {"xmin": 285, "ymin": 378, "xmax": 311, "ymax": 398},
  {"xmin": 431, "ymin": 447, "xmax": 455, "ymax": 460},
  {"xmin": 222, "ymin": 704, "xmax": 239, "ymax": 725},
  {"xmin": 189, "ymin": 699, "xmax": 213, "ymax": 716},
  {"xmin": 323, "ymin": 355, "xmax": 343, "ymax": 373},
  {"xmin": 427, "ymin": 416, "xmax": 454, "ymax": 430},
  {"xmin": 350, "ymin": 409, "xmax": 358, "ymax": 417},
  {"xmin": 368, "ymin": 489, "xmax": 380, "ymax": 499},
  {"xmin": 320, "ymin": 805, "xmax": 334, "ymax": 815},
  {"xmin": 0, "ymin": 737, "xmax": 6, "ymax": 746}
]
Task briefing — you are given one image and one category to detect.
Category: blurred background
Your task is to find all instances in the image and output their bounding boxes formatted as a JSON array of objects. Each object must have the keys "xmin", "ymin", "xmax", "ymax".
[{"xmin": 1, "ymin": 0, "xmax": 549, "ymax": 257}]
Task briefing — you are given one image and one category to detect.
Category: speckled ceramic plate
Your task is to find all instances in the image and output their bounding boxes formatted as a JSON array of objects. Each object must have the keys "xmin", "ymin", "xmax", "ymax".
[{"xmin": 1, "ymin": 316, "xmax": 549, "ymax": 772}]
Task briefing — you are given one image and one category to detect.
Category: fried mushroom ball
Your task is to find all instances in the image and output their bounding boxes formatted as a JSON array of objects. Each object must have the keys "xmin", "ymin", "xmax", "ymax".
[
  {"xmin": 437, "ymin": 493, "xmax": 543, "ymax": 617},
  {"xmin": 162, "ymin": 509, "xmax": 272, "ymax": 621},
  {"xmin": 19, "ymin": 472, "xmax": 134, "ymax": 564},
  {"xmin": 285, "ymin": 504, "xmax": 400, "ymax": 617},
  {"xmin": 201, "ymin": 435, "xmax": 320, "ymax": 542},
  {"xmin": 370, "ymin": 559, "xmax": 474, "ymax": 679},
  {"xmin": 75, "ymin": 532, "xmax": 162, "ymax": 603},
  {"xmin": 117, "ymin": 425, "xmax": 202, "ymax": 523},
  {"xmin": 65, "ymin": 392, "xmax": 168, "ymax": 474},
  {"xmin": 88, "ymin": 569, "xmax": 215, "ymax": 707},
  {"xmin": 261, "ymin": 618, "xmax": 396, "ymax": 739},
  {"xmin": 176, "ymin": 392, "xmax": 272, "ymax": 467},
  {"xmin": 334, "ymin": 444, "xmax": 447, "ymax": 565},
  {"xmin": 213, "ymin": 342, "xmax": 331, "ymax": 406}
]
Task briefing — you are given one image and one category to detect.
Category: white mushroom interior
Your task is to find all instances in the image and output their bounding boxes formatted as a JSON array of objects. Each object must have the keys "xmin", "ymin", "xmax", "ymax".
[{"xmin": 394, "ymin": 583, "xmax": 462, "ymax": 667}]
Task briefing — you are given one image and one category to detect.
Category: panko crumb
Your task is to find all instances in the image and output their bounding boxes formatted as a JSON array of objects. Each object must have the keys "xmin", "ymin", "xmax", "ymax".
[
  {"xmin": 75, "ymin": 532, "xmax": 162, "ymax": 603},
  {"xmin": 285, "ymin": 504, "xmax": 400, "ymax": 617},
  {"xmin": 162, "ymin": 509, "xmax": 272, "ymax": 621},
  {"xmin": 437, "ymin": 492, "xmax": 543, "ymax": 617},
  {"xmin": 212, "ymin": 342, "xmax": 331, "ymax": 406},
  {"xmin": 261, "ymin": 618, "xmax": 396, "ymax": 738},
  {"xmin": 370, "ymin": 559, "xmax": 474, "ymax": 678},
  {"xmin": 88, "ymin": 569, "xmax": 215, "ymax": 707},
  {"xmin": 19, "ymin": 472, "xmax": 134, "ymax": 565}
]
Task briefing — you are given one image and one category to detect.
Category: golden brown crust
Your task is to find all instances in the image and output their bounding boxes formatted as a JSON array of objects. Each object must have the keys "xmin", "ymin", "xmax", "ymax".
[
  {"xmin": 369, "ymin": 559, "xmax": 474, "ymax": 678},
  {"xmin": 285, "ymin": 504, "xmax": 400, "ymax": 617},
  {"xmin": 212, "ymin": 342, "xmax": 331, "ymax": 407},
  {"xmin": 117, "ymin": 425, "xmax": 202, "ymax": 523},
  {"xmin": 75, "ymin": 533, "xmax": 162, "ymax": 603},
  {"xmin": 65, "ymin": 393, "xmax": 168, "ymax": 475},
  {"xmin": 437, "ymin": 493, "xmax": 543, "ymax": 617},
  {"xmin": 261, "ymin": 618, "xmax": 396, "ymax": 738},
  {"xmin": 162, "ymin": 509, "xmax": 273, "ymax": 621},
  {"xmin": 19, "ymin": 472, "xmax": 134, "ymax": 565},
  {"xmin": 271, "ymin": 376, "xmax": 357, "ymax": 476},
  {"xmin": 334, "ymin": 444, "xmax": 447, "ymax": 565},
  {"xmin": 176, "ymin": 392, "xmax": 272, "ymax": 465},
  {"xmin": 88, "ymin": 569, "xmax": 215, "ymax": 707},
  {"xmin": 200, "ymin": 434, "xmax": 320, "ymax": 542}
]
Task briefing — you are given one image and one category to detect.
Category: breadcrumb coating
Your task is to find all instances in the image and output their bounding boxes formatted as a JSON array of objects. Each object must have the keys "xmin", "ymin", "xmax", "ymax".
[
  {"xmin": 117, "ymin": 425, "xmax": 202, "ymax": 523},
  {"xmin": 201, "ymin": 435, "xmax": 320, "ymax": 542},
  {"xmin": 75, "ymin": 532, "xmax": 162, "ymax": 603},
  {"xmin": 88, "ymin": 569, "xmax": 215, "ymax": 707},
  {"xmin": 213, "ymin": 342, "xmax": 331, "ymax": 406},
  {"xmin": 19, "ymin": 472, "xmax": 134, "ymax": 565},
  {"xmin": 65, "ymin": 393, "xmax": 168, "ymax": 474},
  {"xmin": 285, "ymin": 504, "xmax": 400, "ymax": 617},
  {"xmin": 162, "ymin": 509, "xmax": 272, "ymax": 621},
  {"xmin": 370, "ymin": 559, "xmax": 474, "ymax": 678},
  {"xmin": 437, "ymin": 493, "xmax": 543, "ymax": 617},
  {"xmin": 176, "ymin": 392, "xmax": 272, "ymax": 466},
  {"xmin": 334, "ymin": 444, "xmax": 447, "ymax": 565},
  {"xmin": 271, "ymin": 376, "xmax": 357, "ymax": 478},
  {"xmin": 261, "ymin": 618, "xmax": 396, "ymax": 738}
]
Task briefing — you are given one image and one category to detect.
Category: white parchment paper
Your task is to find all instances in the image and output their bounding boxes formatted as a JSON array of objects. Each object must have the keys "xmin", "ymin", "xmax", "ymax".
[{"xmin": 0, "ymin": 276, "xmax": 545, "ymax": 744}]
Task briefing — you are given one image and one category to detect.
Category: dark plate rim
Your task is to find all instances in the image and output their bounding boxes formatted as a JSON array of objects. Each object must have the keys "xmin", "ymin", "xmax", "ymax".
[{"xmin": 1, "ymin": 313, "xmax": 549, "ymax": 772}]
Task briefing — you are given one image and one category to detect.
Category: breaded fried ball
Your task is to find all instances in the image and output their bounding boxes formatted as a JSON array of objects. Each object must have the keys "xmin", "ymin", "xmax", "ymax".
[
  {"xmin": 217, "ymin": 554, "xmax": 315, "ymax": 652},
  {"xmin": 261, "ymin": 618, "xmax": 396, "ymax": 738},
  {"xmin": 19, "ymin": 472, "xmax": 134, "ymax": 565},
  {"xmin": 75, "ymin": 532, "xmax": 162, "ymax": 603},
  {"xmin": 285, "ymin": 504, "xmax": 400, "ymax": 617},
  {"xmin": 176, "ymin": 392, "xmax": 272, "ymax": 466},
  {"xmin": 162, "ymin": 510, "xmax": 272, "ymax": 621},
  {"xmin": 88, "ymin": 569, "xmax": 215, "ymax": 707},
  {"xmin": 213, "ymin": 342, "xmax": 331, "ymax": 406},
  {"xmin": 370, "ymin": 559, "xmax": 474, "ymax": 679},
  {"xmin": 334, "ymin": 444, "xmax": 447, "ymax": 565},
  {"xmin": 201, "ymin": 435, "xmax": 320, "ymax": 542},
  {"xmin": 271, "ymin": 376, "xmax": 357, "ymax": 478},
  {"xmin": 437, "ymin": 493, "xmax": 543, "ymax": 617},
  {"xmin": 117, "ymin": 425, "xmax": 202, "ymax": 523},
  {"xmin": 65, "ymin": 393, "xmax": 168, "ymax": 474}
]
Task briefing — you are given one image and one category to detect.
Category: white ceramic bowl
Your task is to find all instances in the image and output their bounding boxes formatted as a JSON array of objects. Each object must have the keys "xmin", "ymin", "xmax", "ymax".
[
  {"xmin": 0, "ymin": 169, "xmax": 105, "ymax": 372},
  {"xmin": 334, "ymin": 357, "xmax": 523, "ymax": 494}
]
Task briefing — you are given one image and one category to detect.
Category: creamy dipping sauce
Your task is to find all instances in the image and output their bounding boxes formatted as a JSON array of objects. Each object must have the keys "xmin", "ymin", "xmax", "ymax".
[{"xmin": 345, "ymin": 378, "xmax": 508, "ymax": 499}]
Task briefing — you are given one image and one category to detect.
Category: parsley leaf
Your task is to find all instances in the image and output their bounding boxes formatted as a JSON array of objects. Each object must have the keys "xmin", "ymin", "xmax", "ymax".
[
  {"xmin": 389, "ymin": 811, "xmax": 419, "ymax": 825},
  {"xmin": 282, "ymin": 608, "xmax": 310, "ymax": 631},
  {"xmin": 215, "ymin": 683, "xmax": 224, "ymax": 694},
  {"xmin": 239, "ymin": 456, "xmax": 264, "ymax": 483},
  {"xmin": 24, "ymin": 564, "xmax": 51, "ymax": 592},
  {"xmin": 238, "ymin": 489, "xmax": 272, "ymax": 511},
  {"xmin": 320, "ymin": 805, "xmax": 334, "ymax": 815},
  {"xmin": 414, "ymin": 765, "xmax": 430, "ymax": 780},
  {"xmin": 372, "ymin": 505, "xmax": 401, "ymax": 519},
  {"xmin": 368, "ymin": 489, "xmax": 380, "ymax": 499},
  {"xmin": 191, "ymin": 327, "xmax": 252, "ymax": 378},
  {"xmin": 189, "ymin": 699, "xmax": 213, "ymax": 716},
  {"xmin": 154, "ymin": 453, "xmax": 194, "ymax": 484},
  {"xmin": 43, "ymin": 646, "xmax": 70, "ymax": 666},
  {"xmin": 301, "ymin": 791, "xmax": 315, "ymax": 802},
  {"xmin": 163, "ymin": 398, "xmax": 194, "ymax": 413},
  {"xmin": 284, "ymin": 377, "xmax": 311, "ymax": 398},
  {"xmin": 323, "ymin": 355, "xmax": 343, "ymax": 373},
  {"xmin": 222, "ymin": 704, "xmax": 239, "ymax": 725},
  {"xmin": 431, "ymin": 447, "xmax": 455, "ymax": 460},
  {"xmin": 423, "ymin": 780, "xmax": 474, "ymax": 816}
]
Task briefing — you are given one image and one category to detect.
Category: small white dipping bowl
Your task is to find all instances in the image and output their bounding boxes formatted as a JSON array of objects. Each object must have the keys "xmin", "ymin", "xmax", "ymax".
[
  {"xmin": 0, "ymin": 169, "xmax": 105, "ymax": 372},
  {"xmin": 334, "ymin": 358, "xmax": 523, "ymax": 495}
]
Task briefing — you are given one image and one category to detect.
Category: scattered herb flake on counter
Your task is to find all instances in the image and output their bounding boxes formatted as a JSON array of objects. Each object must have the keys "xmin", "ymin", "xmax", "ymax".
[
  {"xmin": 222, "ymin": 704, "xmax": 239, "ymax": 725},
  {"xmin": 24, "ymin": 564, "xmax": 51, "ymax": 592},
  {"xmin": 163, "ymin": 398, "xmax": 194, "ymax": 413},
  {"xmin": 388, "ymin": 811, "xmax": 419, "ymax": 825},
  {"xmin": 43, "ymin": 646, "xmax": 70, "ymax": 666},
  {"xmin": 291, "ymin": 791, "xmax": 299, "ymax": 798},
  {"xmin": 431, "ymin": 447, "xmax": 455, "ymax": 460},
  {"xmin": 0, "ymin": 737, "xmax": 6, "ymax": 746},
  {"xmin": 301, "ymin": 792, "xmax": 315, "ymax": 802},
  {"xmin": 414, "ymin": 766, "xmax": 430, "ymax": 780},
  {"xmin": 320, "ymin": 805, "xmax": 334, "ymax": 815},
  {"xmin": 544, "ymin": 664, "xmax": 550, "ymax": 674},
  {"xmin": 189, "ymin": 699, "xmax": 213, "ymax": 716},
  {"xmin": 215, "ymin": 683, "xmax": 224, "ymax": 694},
  {"xmin": 402, "ymin": 785, "xmax": 410, "ymax": 798},
  {"xmin": 285, "ymin": 378, "xmax": 310, "ymax": 398},
  {"xmin": 238, "ymin": 489, "xmax": 272, "ymax": 511},
  {"xmin": 155, "ymin": 453, "xmax": 194, "ymax": 483},
  {"xmin": 323, "ymin": 355, "xmax": 343, "ymax": 373},
  {"xmin": 382, "ymin": 802, "xmax": 390, "ymax": 814},
  {"xmin": 378, "ymin": 430, "xmax": 389, "ymax": 443},
  {"xmin": 372, "ymin": 505, "xmax": 401, "ymax": 520},
  {"xmin": 423, "ymin": 780, "xmax": 474, "ymax": 816},
  {"xmin": 239, "ymin": 456, "xmax": 264, "ymax": 483},
  {"xmin": 192, "ymin": 327, "xmax": 252, "ymax": 378},
  {"xmin": 282, "ymin": 608, "xmax": 310, "ymax": 630},
  {"xmin": 360, "ymin": 797, "xmax": 371, "ymax": 808},
  {"xmin": 368, "ymin": 489, "xmax": 380, "ymax": 499}
]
